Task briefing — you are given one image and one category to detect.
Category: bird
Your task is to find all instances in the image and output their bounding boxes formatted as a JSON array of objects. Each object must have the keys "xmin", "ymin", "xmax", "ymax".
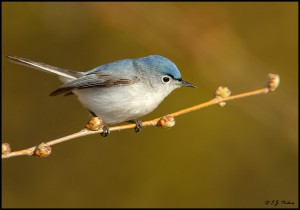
[{"xmin": 7, "ymin": 55, "xmax": 196, "ymax": 136}]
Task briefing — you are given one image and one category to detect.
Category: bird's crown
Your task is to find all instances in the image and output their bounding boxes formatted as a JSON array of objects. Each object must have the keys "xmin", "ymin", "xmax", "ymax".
[{"xmin": 136, "ymin": 55, "xmax": 182, "ymax": 79}]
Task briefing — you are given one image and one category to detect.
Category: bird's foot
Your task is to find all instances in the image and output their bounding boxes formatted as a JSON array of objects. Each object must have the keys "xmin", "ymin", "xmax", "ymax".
[
  {"xmin": 87, "ymin": 110, "xmax": 110, "ymax": 137},
  {"xmin": 128, "ymin": 120, "xmax": 143, "ymax": 133},
  {"xmin": 100, "ymin": 125, "xmax": 110, "ymax": 137}
]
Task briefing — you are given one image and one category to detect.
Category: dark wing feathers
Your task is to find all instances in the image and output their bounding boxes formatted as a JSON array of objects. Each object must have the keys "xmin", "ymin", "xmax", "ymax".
[{"xmin": 50, "ymin": 73, "xmax": 139, "ymax": 96}]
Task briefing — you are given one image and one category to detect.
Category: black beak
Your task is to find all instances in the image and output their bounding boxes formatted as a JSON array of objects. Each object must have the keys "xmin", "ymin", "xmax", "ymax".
[{"xmin": 181, "ymin": 80, "xmax": 197, "ymax": 88}]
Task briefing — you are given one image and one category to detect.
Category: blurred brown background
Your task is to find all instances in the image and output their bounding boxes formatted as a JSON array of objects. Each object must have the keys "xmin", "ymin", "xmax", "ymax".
[{"xmin": 2, "ymin": 2, "xmax": 298, "ymax": 208}]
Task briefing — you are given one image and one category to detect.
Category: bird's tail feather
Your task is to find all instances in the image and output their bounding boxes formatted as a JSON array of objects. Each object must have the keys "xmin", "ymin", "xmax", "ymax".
[{"xmin": 7, "ymin": 55, "xmax": 83, "ymax": 79}]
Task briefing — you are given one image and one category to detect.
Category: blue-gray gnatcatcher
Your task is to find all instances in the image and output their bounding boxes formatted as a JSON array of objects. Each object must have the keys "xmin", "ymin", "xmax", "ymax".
[{"xmin": 7, "ymin": 55, "xmax": 196, "ymax": 136}]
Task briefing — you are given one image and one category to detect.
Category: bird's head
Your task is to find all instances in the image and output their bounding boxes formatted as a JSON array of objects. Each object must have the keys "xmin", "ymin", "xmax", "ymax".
[{"xmin": 136, "ymin": 55, "xmax": 196, "ymax": 92}]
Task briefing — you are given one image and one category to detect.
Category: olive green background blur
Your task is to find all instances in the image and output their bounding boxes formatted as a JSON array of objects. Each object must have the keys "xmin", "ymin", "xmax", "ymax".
[{"xmin": 2, "ymin": 2, "xmax": 298, "ymax": 208}]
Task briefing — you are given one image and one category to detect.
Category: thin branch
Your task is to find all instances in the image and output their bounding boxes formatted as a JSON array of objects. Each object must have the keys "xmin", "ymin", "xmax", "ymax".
[{"xmin": 2, "ymin": 74, "xmax": 280, "ymax": 159}]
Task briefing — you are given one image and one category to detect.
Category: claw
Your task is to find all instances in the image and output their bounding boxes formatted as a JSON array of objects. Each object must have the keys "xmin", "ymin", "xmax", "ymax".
[
  {"xmin": 134, "ymin": 120, "xmax": 143, "ymax": 133},
  {"xmin": 101, "ymin": 125, "xmax": 110, "ymax": 137},
  {"xmin": 128, "ymin": 120, "xmax": 143, "ymax": 133},
  {"xmin": 87, "ymin": 110, "xmax": 110, "ymax": 137}
]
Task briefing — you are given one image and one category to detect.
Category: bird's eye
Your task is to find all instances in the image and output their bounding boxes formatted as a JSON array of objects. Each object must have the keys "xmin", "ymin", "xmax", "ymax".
[{"xmin": 162, "ymin": 76, "xmax": 171, "ymax": 83}]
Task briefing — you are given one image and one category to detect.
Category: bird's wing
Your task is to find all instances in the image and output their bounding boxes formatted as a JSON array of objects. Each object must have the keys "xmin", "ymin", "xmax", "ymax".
[{"xmin": 50, "ymin": 72, "xmax": 139, "ymax": 96}]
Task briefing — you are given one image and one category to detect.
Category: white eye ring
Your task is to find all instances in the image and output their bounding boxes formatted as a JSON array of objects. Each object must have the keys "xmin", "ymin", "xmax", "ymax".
[{"xmin": 162, "ymin": 76, "xmax": 171, "ymax": 83}]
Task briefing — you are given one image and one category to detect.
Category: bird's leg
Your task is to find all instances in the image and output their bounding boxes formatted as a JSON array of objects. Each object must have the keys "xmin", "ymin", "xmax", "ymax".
[
  {"xmin": 127, "ymin": 120, "xmax": 143, "ymax": 133},
  {"xmin": 88, "ymin": 110, "xmax": 97, "ymax": 117},
  {"xmin": 88, "ymin": 110, "xmax": 110, "ymax": 137}
]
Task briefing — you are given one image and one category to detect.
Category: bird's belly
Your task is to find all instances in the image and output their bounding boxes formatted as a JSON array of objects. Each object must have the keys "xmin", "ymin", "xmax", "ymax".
[{"xmin": 73, "ymin": 85, "xmax": 163, "ymax": 124}]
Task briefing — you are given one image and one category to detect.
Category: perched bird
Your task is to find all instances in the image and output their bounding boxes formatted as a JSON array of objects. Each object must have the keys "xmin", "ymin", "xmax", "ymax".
[{"xmin": 7, "ymin": 55, "xmax": 196, "ymax": 136}]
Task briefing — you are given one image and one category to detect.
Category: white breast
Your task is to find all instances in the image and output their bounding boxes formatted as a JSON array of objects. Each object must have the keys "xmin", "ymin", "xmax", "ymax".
[{"xmin": 73, "ymin": 83, "xmax": 172, "ymax": 124}]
